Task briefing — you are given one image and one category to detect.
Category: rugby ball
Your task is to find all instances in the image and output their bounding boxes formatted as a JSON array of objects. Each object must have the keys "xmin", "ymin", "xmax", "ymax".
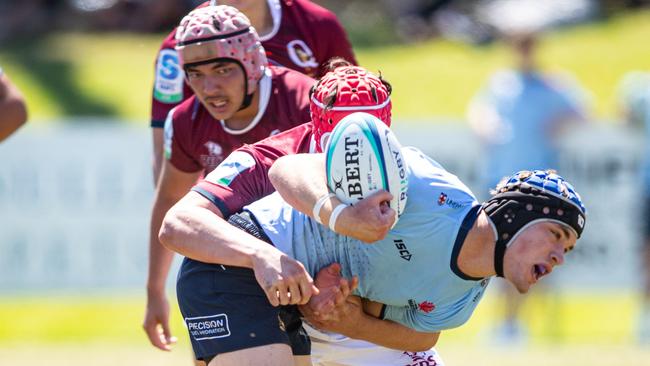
[{"xmin": 325, "ymin": 112, "xmax": 408, "ymax": 226}]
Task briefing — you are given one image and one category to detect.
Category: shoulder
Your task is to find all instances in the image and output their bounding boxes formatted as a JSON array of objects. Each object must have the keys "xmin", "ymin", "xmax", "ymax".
[
  {"xmin": 169, "ymin": 96, "xmax": 202, "ymax": 125},
  {"xmin": 250, "ymin": 123, "xmax": 313, "ymax": 152}
]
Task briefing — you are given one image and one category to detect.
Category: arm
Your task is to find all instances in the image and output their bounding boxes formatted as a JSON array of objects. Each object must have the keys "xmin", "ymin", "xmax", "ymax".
[
  {"xmin": 151, "ymin": 36, "xmax": 185, "ymax": 186},
  {"xmin": 144, "ymin": 160, "xmax": 201, "ymax": 351},
  {"xmin": 151, "ymin": 128, "xmax": 164, "ymax": 186},
  {"xmin": 300, "ymin": 265, "xmax": 439, "ymax": 352},
  {"xmin": 0, "ymin": 72, "xmax": 28, "ymax": 142},
  {"xmin": 269, "ymin": 153, "xmax": 395, "ymax": 242},
  {"xmin": 159, "ymin": 190, "xmax": 319, "ymax": 306}
]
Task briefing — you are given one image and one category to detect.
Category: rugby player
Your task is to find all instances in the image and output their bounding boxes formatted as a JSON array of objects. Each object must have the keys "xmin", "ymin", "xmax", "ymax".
[
  {"xmin": 159, "ymin": 64, "xmax": 445, "ymax": 365},
  {"xmin": 143, "ymin": 5, "xmax": 314, "ymax": 352},
  {"xmin": 150, "ymin": 0, "xmax": 357, "ymax": 182},
  {"xmin": 160, "ymin": 116, "xmax": 586, "ymax": 364}
]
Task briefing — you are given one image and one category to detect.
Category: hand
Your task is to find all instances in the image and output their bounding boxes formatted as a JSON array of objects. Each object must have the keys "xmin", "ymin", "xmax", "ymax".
[
  {"xmin": 143, "ymin": 290, "xmax": 177, "ymax": 351},
  {"xmin": 299, "ymin": 263, "xmax": 358, "ymax": 323},
  {"xmin": 251, "ymin": 245, "xmax": 319, "ymax": 306},
  {"xmin": 337, "ymin": 190, "xmax": 396, "ymax": 243},
  {"xmin": 303, "ymin": 295, "xmax": 364, "ymax": 335}
]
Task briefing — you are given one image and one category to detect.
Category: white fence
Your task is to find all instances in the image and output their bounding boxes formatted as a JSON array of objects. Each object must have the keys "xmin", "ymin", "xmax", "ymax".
[{"xmin": 0, "ymin": 121, "xmax": 644, "ymax": 291}]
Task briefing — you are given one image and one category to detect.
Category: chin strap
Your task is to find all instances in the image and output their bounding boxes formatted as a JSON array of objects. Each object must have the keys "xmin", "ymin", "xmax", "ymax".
[{"xmin": 238, "ymin": 92, "xmax": 254, "ymax": 111}]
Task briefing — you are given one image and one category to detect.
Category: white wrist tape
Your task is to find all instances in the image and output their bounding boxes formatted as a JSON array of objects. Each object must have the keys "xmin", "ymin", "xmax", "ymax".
[
  {"xmin": 313, "ymin": 192, "xmax": 336, "ymax": 224},
  {"xmin": 329, "ymin": 203, "xmax": 348, "ymax": 232}
]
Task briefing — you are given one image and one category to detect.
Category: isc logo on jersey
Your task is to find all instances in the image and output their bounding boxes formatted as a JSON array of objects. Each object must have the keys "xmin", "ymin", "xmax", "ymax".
[
  {"xmin": 325, "ymin": 112, "xmax": 408, "ymax": 227},
  {"xmin": 154, "ymin": 49, "xmax": 184, "ymax": 103}
]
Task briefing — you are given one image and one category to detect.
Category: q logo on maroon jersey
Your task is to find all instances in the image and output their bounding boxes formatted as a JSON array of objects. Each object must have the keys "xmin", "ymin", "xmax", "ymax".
[{"xmin": 287, "ymin": 39, "xmax": 318, "ymax": 70}]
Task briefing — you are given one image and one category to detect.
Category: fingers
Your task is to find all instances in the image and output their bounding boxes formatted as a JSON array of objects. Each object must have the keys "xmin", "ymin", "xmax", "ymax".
[
  {"xmin": 350, "ymin": 276, "xmax": 359, "ymax": 292},
  {"xmin": 267, "ymin": 275, "xmax": 317, "ymax": 306},
  {"xmin": 325, "ymin": 262, "xmax": 341, "ymax": 276},
  {"xmin": 161, "ymin": 320, "xmax": 177, "ymax": 347},
  {"xmin": 143, "ymin": 321, "xmax": 173, "ymax": 351},
  {"xmin": 266, "ymin": 286, "xmax": 280, "ymax": 307},
  {"xmin": 368, "ymin": 189, "xmax": 393, "ymax": 203}
]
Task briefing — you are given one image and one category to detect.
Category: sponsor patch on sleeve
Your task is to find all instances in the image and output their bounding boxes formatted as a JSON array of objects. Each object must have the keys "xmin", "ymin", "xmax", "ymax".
[
  {"xmin": 185, "ymin": 314, "xmax": 231, "ymax": 340},
  {"xmin": 154, "ymin": 49, "xmax": 184, "ymax": 103},
  {"xmin": 205, "ymin": 151, "xmax": 256, "ymax": 187}
]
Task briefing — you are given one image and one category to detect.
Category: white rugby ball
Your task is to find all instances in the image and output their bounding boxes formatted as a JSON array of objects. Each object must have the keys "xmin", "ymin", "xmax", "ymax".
[{"xmin": 325, "ymin": 112, "xmax": 408, "ymax": 225}]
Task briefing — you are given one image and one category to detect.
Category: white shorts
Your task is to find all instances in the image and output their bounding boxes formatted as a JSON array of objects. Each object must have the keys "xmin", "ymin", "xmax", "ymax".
[{"xmin": 305, "ymin": 324, "xmax": 444, "ymax": 366}]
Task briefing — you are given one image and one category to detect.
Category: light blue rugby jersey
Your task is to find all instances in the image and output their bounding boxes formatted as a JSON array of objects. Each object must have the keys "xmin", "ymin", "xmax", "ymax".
[{"xmin": 245, "ymin": 147, "xmax": 490, "ymax": 333}]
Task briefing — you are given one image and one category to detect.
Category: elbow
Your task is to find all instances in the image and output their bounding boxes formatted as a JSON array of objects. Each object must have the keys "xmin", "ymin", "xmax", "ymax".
[
  {"xmin": 158, "ymin": 210, "xmax": 181, "ymax": 252},
  {"xmin": 267, "ymin": 160, "xmax": 282, "ymax": 189}
]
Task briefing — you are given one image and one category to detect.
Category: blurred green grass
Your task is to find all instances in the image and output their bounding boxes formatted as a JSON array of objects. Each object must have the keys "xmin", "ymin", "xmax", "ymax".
[
  {"xmin": 0, "ymin": 290, "xmax": 642, "ymax": 345},
  {"xmin": 0, "ymin": 10, "xmax": 649, "ymax": 122},
  {"xmin": 0, "ymin": 291, "xmax": 647, "ymax": 365}
]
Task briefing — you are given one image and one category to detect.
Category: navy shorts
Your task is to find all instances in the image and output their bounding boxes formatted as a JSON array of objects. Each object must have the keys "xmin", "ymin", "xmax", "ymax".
[{"xmin": 176, "ymin": 211, "xmax": 310, "ymax": 362}]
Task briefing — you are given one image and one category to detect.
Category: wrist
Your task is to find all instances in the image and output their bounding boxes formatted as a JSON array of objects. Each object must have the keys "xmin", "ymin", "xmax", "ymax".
[
  {"xmin": 328, "ymin": 203, "xmax": 348, "ymax": 231},
  {"xmin": 313, "ymin": 192, "xmax": 336, "ymax": 224},
  {"xmin": 146, "ymin": 284, "xmax": 166, "ymax": 296}
]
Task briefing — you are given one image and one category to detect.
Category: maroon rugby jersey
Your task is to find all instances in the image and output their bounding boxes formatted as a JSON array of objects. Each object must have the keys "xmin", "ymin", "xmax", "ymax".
[
  {"xmin": 192, "ymin": 123, "xmax": 314, "ymax": 217},
  {"xmin": 164, "ymin": 66, "xmax": 312, "ymax": 174},
  {"xmin": 151, "ymin": 0, "xmax": 356, "ymax": 127}
]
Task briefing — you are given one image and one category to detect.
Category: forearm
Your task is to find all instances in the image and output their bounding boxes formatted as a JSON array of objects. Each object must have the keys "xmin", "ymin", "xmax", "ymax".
[
  {"xmin": 269, "ymin": 153, "xmax": 332, "ymax": 218},
  {"xmin": 270, "ymin": 153, "xmax": 393, "ymax": 242},
  {"xmin": 147, "ymin": 197, "xmax": 178, "ymax": 294},
  {"xmin": 151, "ymin": 128, "xmax": 164, "ymax": 186},
  {"xmin": 159, "ymin": 192, "xmax": 276, "ymax": 268},
  {"xmin": 344, "ymin": 313, "xmax": 439, "ymax": 352}
]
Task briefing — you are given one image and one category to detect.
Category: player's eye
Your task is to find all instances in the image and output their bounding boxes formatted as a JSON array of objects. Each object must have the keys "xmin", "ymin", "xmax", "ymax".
[
  {"xmin": 551, "ymin": 229, "xmax": 561, "ymax": 241},
  {"xmin": 216, "ymin": 66, "xmax": 233, "ymax": 75},
  {"xmin": 187, "ymin": 71, "xmax": 202, "ymax": 79}
]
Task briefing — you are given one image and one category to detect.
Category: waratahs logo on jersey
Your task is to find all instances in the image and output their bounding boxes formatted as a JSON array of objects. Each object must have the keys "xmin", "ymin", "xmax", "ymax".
[
  {"xmin": 205, "ymin": 151, "xmax": 256, "ymax": 187},
  {"xmin": 437, "ymin": 193, "xmax": 447, "ymax": 206},
  {"xmin": 437, "ymin": 192, "xmax": 466, "ymax": 209},
  {"xmin": 154, "ymin": 49, "xmax": 184, "ymax": 103},
  {"xmin": 418, "ymin": 301, "xmax": 435, "ymax": 313},
  {"xmin": 408, "ymin": 299, "xmax": 435, "ymax": 313}
]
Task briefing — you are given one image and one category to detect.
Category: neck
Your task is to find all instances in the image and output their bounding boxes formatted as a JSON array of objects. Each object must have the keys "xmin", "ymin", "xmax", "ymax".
[
  {"xmin": 243, "ymin": 1, "xmax": 273, "ymax": 36},
  {"xmin": 456, "ymin": 211, "xmax": 497, "ymax": 278},
  {"xmin": 223, "ymin": 89, "xmax": 259, "ymax": 130}
]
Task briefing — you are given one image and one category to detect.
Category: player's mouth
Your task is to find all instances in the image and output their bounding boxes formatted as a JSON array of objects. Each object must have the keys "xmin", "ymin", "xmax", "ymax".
[
  {"xmin": 532, "ymin": 263, "xmax": 551, "ymax": 282},
  {"xmin": 206, "ymin": 97, "xmax": 229, "ymax": 112}
]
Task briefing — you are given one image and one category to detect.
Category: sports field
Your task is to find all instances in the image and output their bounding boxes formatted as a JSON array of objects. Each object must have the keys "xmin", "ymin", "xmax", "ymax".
[{"xmin": 1, "ymin": 290, "xmax": 648, "ymax": 365}]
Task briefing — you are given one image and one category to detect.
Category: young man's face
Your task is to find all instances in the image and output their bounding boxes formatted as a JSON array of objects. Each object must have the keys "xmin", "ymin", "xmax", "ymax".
[
  {"xmin": 503, "ymin": 221, "xmax": 577, "ymax": 293},
  {"xmin": 185, "ymin": 61, "xmax": 247, "ymax": 120}
]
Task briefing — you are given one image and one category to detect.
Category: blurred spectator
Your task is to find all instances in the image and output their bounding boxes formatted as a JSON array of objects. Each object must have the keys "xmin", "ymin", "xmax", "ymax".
[
  {"xmin": 0, "ymin": 66, "xmax": 28, "ymax": 142},
  {"xmin": 467, "ymin": 31, "xmax": 589, "ymax": 344},
  {"xmin": 617, "ymin": 71, "xmax": 650, "ymax": 344}
]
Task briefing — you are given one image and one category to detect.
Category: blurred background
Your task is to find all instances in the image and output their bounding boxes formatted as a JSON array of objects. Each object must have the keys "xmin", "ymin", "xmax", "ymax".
[{"xmin": 1, "ymin": 0, "xmax": 650, "ymax": 365}]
